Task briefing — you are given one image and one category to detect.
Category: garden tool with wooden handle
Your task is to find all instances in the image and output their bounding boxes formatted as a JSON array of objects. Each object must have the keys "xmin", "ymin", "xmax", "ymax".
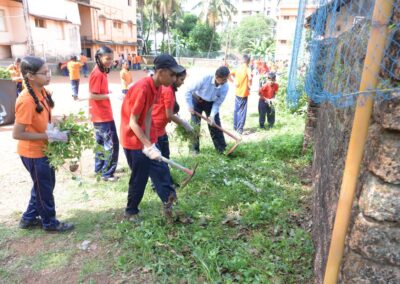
[
  {"xmin": 161, "ymin": 157, "xmax": 198, "ymax": 189},
  {"xmin": 193, "ymin": 111, "xmax": 242, "ymax": 156}
]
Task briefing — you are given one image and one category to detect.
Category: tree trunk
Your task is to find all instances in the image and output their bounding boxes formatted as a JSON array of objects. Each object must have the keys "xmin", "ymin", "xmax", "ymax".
[
  {"xmin": 208, "ymin": 27, "xmax": 215, "ymax": 59},
  {"xmin": 152, "ymin": 8, "xmax": 157, "ymax": 55},
  {"xmin": 167, "ymin": 20, "xmax": 171, "ymax": 54}
]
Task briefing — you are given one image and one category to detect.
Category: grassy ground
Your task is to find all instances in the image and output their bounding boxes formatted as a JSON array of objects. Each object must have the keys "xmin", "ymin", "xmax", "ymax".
[{"xmin": 0, "ymin": 107, "xmax": 313, "ymax": 283}]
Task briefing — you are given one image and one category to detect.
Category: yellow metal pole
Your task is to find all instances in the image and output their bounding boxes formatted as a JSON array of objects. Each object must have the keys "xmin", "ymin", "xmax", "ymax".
[{"xmin": 323, "ymin": 1, "xmax": 394, "ymax": 283}]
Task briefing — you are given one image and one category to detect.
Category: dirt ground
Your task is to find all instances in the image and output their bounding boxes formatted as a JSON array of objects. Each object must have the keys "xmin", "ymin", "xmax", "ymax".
[{"xmin": 0, "ymin": 66, "xmax": 264, "ymax": 224}]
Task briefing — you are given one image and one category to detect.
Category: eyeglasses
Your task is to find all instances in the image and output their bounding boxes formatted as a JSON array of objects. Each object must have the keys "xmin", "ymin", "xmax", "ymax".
[{"xmin": 35, "ymin": 70, "xmax": 52, "ymax": 76}]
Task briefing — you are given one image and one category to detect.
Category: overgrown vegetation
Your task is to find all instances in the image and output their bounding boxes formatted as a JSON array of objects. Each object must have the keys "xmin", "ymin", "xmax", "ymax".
[
  {"xmin": 0, "ymin": 67, "xmax": 11, "ymax": 80},
  {"xmin": 0, "ymin": 111, "xmax": 313, "ymax": 283}
]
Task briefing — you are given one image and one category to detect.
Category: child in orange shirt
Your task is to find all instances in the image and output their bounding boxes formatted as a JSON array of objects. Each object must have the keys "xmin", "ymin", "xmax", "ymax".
[
  {"xmin": 7, "ymin": 58, "xmax": 23, "ymax": 96},
  {"xmin": 12, "ymin": 56, "xmax": 74, "ymax": 232},
  {"xmin": 67, "ymin": 56, "xmax": 83, "ymax": 100},
  {"xmin": 120, "ymin": 61, "xmax": 132, "ymax": 97},
  {"xmin": 258, "ymin": 72, "xmax": 279, "ymax": 129},
  {"xmin": 89, "ymin": 46, "xmax": 119, "ymax": 181}
]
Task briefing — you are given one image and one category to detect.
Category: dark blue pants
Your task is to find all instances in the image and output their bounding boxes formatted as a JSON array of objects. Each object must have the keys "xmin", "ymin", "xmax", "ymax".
[
  {"xmin": 71, "ymin": 79, "xmax": 79, "ymax": 98},
  {"xmin": 191, "ymin": 96, "xmax": 227, "ymax": 153},
  {"xmin": 124, "ymin": 149, "xmax": 176, "ymax": 215},
  {"xmin": 233, "ymin": 96, "xmax": 248, "ymax": 134},
  {"xmin": 16, "ymin": 82, "xmax": 22, "ymax": 97},
  {"xmin": 156, "ymin": 134, "xmax": 170, "ymax": 159},
  {"xmin": 94, "ymin": 121, "xmax": 119, "ymax": 178},
  {"xmin": 20, "ymin": 156, "xmax": 59, "ymax": 229},
  {"xmin": 82, "ymin": 63, "xmax": 88, "ymax": 77},
  {"xmin": 128, "ymin": 61, "xmax": 132, "ymax": 70},
  {"xmin": 258, "ymin": 99, "xmax": 275, "ymax": 128}
]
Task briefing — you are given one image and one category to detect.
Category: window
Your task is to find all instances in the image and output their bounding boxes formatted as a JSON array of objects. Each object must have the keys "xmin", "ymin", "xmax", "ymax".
[
  {"xmin": 283, "ymin": 16, "xmax": 290, "ymax": 20},
  {"xmin": 99, "ymin": 19, "xmax": 106, "ymax": 34},
  {"xmin": 113, "ymin": 21, "xmax": 122, "ymax": 29},
  {"xmin": 35, "ymin": 18, "xmax": 46, "ymax": 28},
  {"xmin": 55, "ymin": 22, "xmax": 64, "ymax": 40},
  {"xmin": 280, "ymin": 40, "xmax": 287, "ymax": 44},
  {"xmin": 128, "ymin": 0, "xmax": 132, "ymax": 5},
  {"xmin": 128, "ymin": 24, "xmax": 133, "ymax": 37},
  {"xmin": 0, "ymin": 10, "xmax": 7, "ymax": 32}
]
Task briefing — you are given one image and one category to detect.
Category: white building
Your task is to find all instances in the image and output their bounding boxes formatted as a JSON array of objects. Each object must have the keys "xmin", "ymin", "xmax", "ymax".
[{"xmin": 232, "ymin": 0, "xmax": 279, "ymax": 25}]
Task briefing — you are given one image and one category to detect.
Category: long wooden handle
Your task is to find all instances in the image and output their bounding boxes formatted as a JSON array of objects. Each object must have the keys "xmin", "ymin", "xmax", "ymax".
[
  {"xmin": 193, "ymin": 111, "xmax": 241, "ymax": 141},
  {"xmin": 161, "ymin": 157, "xmax": 193, "ymax": 176}
]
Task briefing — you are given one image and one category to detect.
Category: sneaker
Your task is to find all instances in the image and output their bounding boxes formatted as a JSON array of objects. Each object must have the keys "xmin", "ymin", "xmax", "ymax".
[
  {"xmin": 43, "ymin": 222, "xmax": 74, "ymax": 233},
  {"xmin": 102, "ymin": 176, "xmax": 119, "ymax": 182},
  {"xmin": 19, "ymin": 217, "xmax": 42, "ymax": 229}
]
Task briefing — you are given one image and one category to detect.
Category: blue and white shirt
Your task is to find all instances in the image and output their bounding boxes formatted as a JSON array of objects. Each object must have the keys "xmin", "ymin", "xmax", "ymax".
[{"xmin": 185, "ymin": 74, "xmax": 229, "ymax": 118}]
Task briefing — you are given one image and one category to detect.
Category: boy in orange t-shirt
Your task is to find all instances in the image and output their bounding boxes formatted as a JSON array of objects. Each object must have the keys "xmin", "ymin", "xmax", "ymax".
[
  {"xmin": 135, "ymin": 54, "xmax": 142, "ymax": 70},
  {"xmin": 13, "ymin": 56, "xmax": 74, "ymax": 232},
  {"xmin": 258, "ymin": 72, "xmax": 279, "ymax": 129},
  {"xmin": 67, "ymin": 56, "xmax": 83, "ymax": 100},
  {"xmin": 230, "ymin": 54, "xmax": 252, "ymax": 134},
  {"xmin": 120, "ymin": 61, "xmax": 132, "ymax": 96}
]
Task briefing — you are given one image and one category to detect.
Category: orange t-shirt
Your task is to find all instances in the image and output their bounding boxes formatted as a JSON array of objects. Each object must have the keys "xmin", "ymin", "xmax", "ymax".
[
  {"xmin": 67, "ymin": 61, "xmax": 82, "ymax": 80},
  {"xmin": 89, "ymin": 66, "xmax": 114, "ymax": 122},
  {"xmin": 259, "ymin": 83, "xmax": 279, "ymax": 99},
  {"xmin": 7, "ymin": 64, "xmax": 22, "ymax": 83},
  {"xmin": 135, "ymin": 55, "xmax": 141, "ymax": 63},
  {"xmin": 80, "ymin": 55, "xmax": 87, "ymax": 64},
  {"xmin": 152, "ymin": 86, "xmax": 175, "ymax": 137},
  {"xmin": 231, "ymin": 64, "xmax": 252, "ymax": 97},
  {"xmin": 15, "ymin": 87, "xmax": 52, "ymax": 158},
  {"xmin": 120, "ymin": 76, "xmax": 159, "ymax": 150},
  {"xmin": 127, "ymin": 55, "xmax": 132, "ymax": 62},
  {"xmin": 120, "ymin": 68, "xmax": 132, "ymax": 90}
]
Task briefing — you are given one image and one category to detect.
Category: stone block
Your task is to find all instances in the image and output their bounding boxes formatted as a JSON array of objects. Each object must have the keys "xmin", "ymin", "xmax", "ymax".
[
  {"xmin": 359, "ymin": 174, "xmax": 400, "ymax": 222},
  {"xmin": 368, "ymin": 132, "xmax": 400, "ymax": 184},
  {"xmin": 349, "ymin": 214, "xmax": 400, "ymax": 266},
  {"xmin": 373, "ymin": 97, "xmax": 400, "ymax": 131},
  {"xmin": 341, "ymin": 251, "xmax": 400, "ymax": 284}
]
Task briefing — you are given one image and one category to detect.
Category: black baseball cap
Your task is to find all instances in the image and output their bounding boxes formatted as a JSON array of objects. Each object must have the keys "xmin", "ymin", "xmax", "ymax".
[{"xmin": 154, "ymin": 54, "xmax": 185, "ymax": 73}]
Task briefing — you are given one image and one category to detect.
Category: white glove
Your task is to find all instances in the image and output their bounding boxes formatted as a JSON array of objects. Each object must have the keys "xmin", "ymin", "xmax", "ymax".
[
  {"xmin": 181, "ymin": 120, "xmax": 194, "ymax": 132},
  {"xmin": 208, "ymin": 115, "xmax": 216, "ymax": 127},
  {"xmin": 142, "ymin": 144, "xmax": 162, "ymax": 161},
  {"xmin": 46, "ymin": 127, "xmax": 68, "ymax": 143}
]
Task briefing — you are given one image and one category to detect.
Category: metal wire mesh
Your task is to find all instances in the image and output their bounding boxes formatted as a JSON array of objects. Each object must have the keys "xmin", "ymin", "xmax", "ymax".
[{"xmin": 287, "ymin": 0, "xmax": 400, "ymax": 107}]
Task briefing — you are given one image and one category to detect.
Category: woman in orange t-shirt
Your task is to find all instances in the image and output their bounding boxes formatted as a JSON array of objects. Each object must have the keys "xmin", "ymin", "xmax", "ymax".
[
  {"xmin": 12, "ymin": 56, "xmax": 74, "ymax": 233},
  {"xmin": 89, "ymin": 46, "xmax": 119, "ymax": 182}
]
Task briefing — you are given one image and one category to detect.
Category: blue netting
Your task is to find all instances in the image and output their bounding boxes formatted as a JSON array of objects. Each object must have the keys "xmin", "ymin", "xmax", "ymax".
[{"xmin": 287, "ymin": 0, "xmax": 400, "ymax": 108}]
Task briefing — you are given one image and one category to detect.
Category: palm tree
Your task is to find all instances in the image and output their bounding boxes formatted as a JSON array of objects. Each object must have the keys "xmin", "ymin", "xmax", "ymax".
[
  {"xmin": 193, "ymin": 0, "xmax": 237, "ymax": 57},
  {"xmin": 145, "ymin": 0, "xmax": 182, "ymax": 54}
]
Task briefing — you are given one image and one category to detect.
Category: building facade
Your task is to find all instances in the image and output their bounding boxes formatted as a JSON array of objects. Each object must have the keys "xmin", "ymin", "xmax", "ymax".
[
  {"xmin": 233, "ymin": 0, "xmax": 279, "ymax": 25},
  {"xmin": 275, "ymin": 0, "xmax": 317, "ymax": 62},
  {"xmin": 78, "ymin": 0, "xmax": 138, "ymax": 59},
  {"xmin": 0, "ymin": 0, "xmax": 81, "ymax": 60}
]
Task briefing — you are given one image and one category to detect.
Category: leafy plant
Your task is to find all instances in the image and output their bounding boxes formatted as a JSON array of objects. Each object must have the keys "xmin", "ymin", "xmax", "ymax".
[
  {"xmin": 0, "ymin": 67, "xmax": 11, "ymax": 79},
  {"xmin": 45, "ymin": 112, "xmax": 97, "ymax": 170},
  {"xmin": 174, "ymin": 121, "xmax": 200, "ymax": 144}
]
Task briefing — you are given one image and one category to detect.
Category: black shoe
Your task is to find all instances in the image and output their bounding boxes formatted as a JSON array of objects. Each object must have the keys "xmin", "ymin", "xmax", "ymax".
[
  {"xmin": 19, "ymin": 218, "xmax": 42, "ymax": 229},
  {"xmin": 44, "ymin": 222, "xmax": 74, "ymax": 233},
  {"xmin": 260, "ymin": 125, "xmax": 265, "ymax": 129}
]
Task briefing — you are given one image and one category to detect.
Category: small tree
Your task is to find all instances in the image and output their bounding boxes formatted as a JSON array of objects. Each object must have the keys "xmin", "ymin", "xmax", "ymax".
[{"xmin": 188, "ymin": 23, "xmax": 221, "ymax": 53}]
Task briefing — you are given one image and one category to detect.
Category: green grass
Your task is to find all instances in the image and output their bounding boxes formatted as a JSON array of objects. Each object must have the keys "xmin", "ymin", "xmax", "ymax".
[{"xmin": 0, "ymin": 110, "xmax": 314, "ymax": 283}]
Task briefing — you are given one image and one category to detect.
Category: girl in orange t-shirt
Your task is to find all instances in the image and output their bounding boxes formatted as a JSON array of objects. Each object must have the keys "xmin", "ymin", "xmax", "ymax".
[
  {"xmin": 89, "ymin": 45, "xmax": 119, "ymax": 181},
  {"xmin": 12, "ymin": 56, "xmax": 74, "ymax": 232}
]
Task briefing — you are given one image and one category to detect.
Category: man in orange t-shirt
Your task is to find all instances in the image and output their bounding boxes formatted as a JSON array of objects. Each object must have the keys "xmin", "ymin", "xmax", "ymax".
[
  {"xmin": 135, "ymin": 54, "xmax": 142, "ymax": 70},
  {"xmin": 230, "ymin": 54, "xmax": 252, "ymax": 134},
  {"xmin": 67, "ymin": 56, "xmax": 83, "ymax": 100},
  {"xmin": 120, "ymin": 54, "xmax": 185, "ymax": 222},
  {"xmin": 7, "ymin": 58, "xmax": 23, "ymax": 96},
  {"xmin": 258, "ymin": 72, "xmax": 279, "ymax": 129}
]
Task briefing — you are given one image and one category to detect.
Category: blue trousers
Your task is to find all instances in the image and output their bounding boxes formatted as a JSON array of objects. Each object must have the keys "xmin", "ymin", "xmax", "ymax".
[
  {"xmin": 71, "ymin": 79, "xmax": 79, "ymax": 98},
  {"xmin": 233, "ymin": 96, "xmax": 248, "ymax": 134},
  {"xmin": 94, "ymin": 121, "xmax": 119, "ymax": 178},
  {"xmin": 156, "ymin": 134, "xmax": 170, "ymax": 159},
  {"xmin": 190, "ymin": 96, "xmax": 227, "ymax": 153},
  {"xmin": 124, "ymin": 149, "xmax": 176, "ymax": 215},
  {"xmin": 20, "ymin": 156, "xmax": 60, "ymax": 229},
  {"xmin": 258, "ymin": 99, "xmax": 275, "ymax": 128},
  {"xmin": 82, "ymin": 63, "xmax": 88, "ymax": 77}
]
